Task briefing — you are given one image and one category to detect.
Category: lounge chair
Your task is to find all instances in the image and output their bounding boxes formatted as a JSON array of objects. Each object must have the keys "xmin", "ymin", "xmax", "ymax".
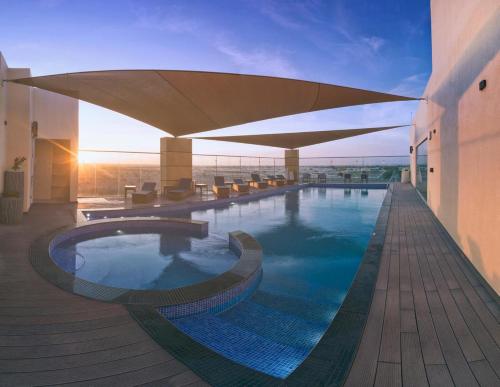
[
  {"xmin": 317, "ymin": 173, "xmax": 327, "ymax": 183},
  {"xmin": 276, "ymin": 174, "xmax": 295, "ymax": 185},
  {"xmin": 166, "ymin": 178, "xmax": 194, "ymax": 201},
  {"xmin": 131, "ymin": 182, "xmax": 157, "ymax": 204},
  {"xmin": 212, "ymin": 176, "xmax": 230, "ymax": 199},
  {"xmin": 232, "ymin": 178, "xmax": 249, "ymax": 194},
  {"xmin": 249, "ymin": 174, "xmax": 268, "ymax": 189},
  {"xmin": 302, "ymin": 173, "xmax": 311, "ymax": 183},
  {"xmin": 266, "ymin": 175, "xmax": 285, "ymax": 187},
  {"xmin": 360, "ymin": 171, "xmax": 368, "ymax": 183}
]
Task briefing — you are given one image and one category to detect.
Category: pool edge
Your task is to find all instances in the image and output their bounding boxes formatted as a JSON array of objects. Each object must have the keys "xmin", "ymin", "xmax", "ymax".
[{"xmin": 129, "ymin": 184, "xmax": 394, "ymax": 386}]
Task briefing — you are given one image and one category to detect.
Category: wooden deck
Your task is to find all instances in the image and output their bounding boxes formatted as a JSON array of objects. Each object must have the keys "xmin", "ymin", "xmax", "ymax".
[
  {"xmin": 345, "ymin": 183, "xmax": 500, "ymax": 387},
  {"xmin": 0, "ymin": 184, "xmax": 498, "ymax": 386},
  {"xmin": 0, "ymin": 204, "xmax": 207, "ymax": 386}
]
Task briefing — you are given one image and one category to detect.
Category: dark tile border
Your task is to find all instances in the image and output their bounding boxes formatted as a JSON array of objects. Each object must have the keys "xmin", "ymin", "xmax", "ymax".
[
  {"xmin": 30, "ymin": 218, "xmax": 262, "ymax": 312},
  {"xmin": 127, "ymin": 184, "xmax": 393, "ymax": 386}
]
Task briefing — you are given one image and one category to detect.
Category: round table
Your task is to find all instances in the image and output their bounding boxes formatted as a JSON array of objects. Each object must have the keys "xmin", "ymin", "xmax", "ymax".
[{"xmin": 195, "ymin": 183, "xmax": 208, "ymax": 196}]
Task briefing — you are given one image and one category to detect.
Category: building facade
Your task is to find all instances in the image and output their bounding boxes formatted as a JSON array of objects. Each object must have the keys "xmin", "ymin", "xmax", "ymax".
[
  {"xmin": 411, "ymin": 0, "xmax": 500, "ymax": 293},
  {"xmin": 0, "ymin": 51, "xmax": 79, "ymax": 212}
]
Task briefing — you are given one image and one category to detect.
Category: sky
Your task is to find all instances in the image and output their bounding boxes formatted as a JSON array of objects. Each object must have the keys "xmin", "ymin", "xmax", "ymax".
[{"xmin": 0, "ymin": 0, "xmax": 431, "ymax": 160}]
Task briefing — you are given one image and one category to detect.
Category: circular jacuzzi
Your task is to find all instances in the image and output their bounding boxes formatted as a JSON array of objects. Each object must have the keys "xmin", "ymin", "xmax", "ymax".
[{"xmin": 30, "ymin": 218, "xmax": 262, "ymax": 318}]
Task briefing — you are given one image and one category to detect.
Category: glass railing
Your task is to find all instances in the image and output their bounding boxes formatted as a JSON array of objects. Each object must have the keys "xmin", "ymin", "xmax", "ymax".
[{"xmin": 78, "ymin": 150, "xmax": 408, "ymax": 197}]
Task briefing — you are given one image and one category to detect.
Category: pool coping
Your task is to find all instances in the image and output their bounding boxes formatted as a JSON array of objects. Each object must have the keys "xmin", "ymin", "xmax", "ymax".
[
  {"xmin": 30, "ymin": 218, "xmax": 263, "ymax": 312},
  {"xmin": 81, "ymin": 183, "xmax": 388, "ymax": 220},
  {"xmin": 126, "ymin": 184, "xmax": 394, "ymax": 386}
]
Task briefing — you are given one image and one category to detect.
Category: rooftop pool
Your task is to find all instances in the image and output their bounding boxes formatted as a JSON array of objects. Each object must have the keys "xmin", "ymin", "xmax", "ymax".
[
  {"xmin": 162, "ymin": 187, "xmax": 385, "ymax": 378},
  {"xmin": 72, "ymin": 186, "xmax": 385, "ymax": 378}
]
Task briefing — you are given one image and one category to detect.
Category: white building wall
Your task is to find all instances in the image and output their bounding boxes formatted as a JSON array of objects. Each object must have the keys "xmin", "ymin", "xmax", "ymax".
[
  {"xmin": 0, "ymin": 51, "xmax": 79, "ymax": 211},
  {"xmin": 411, "ymin": 0, "xmax": 500, "ymax": 293},
  {"xmin": 0, "ymin": 53, "xmax": 8, "ymax": 193},
  {"xmin": 32, "ymin": 88, "xmax": 79, "ymax": 202},
  {"xmin": 6, "ymin": 67, "xmax": 32, "ymax": 211}
]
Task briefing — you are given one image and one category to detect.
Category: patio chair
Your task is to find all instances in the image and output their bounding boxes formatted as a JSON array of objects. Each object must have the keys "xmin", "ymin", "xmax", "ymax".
[
  {"xmin": 249, "ymin": 174, "xmax": 268, "ymax": 189},
  {"xmin": 360, "ymin": 171, "xmax": 368, "ymax": 183},
  {"xmin": 166, "ymin": 178, "xmax": 194, "ymax": 201},
  {"xmin": 302, "ymin": 173, "xmax": 311, "ymax": 183},
  {"xmin": 277, "ymin": 174, "xmax": 295, "ymax": 185},
  {"xmin": 212, "ymin": 176, "xmax": 231, "ymax": 199},
  {"xmin": 132, "ymin": 182, "xmax": 157, "ymax": 204},
  {"xmin": 266, "ymin": 175, "xmax": 285, "ymax": 187},
  {"xmin": 317, "ymin": 173, "xmax": 327, "ymax": 183},
  {"xmin": 343, "ymin": 173, "xmax": 352, "ymax": 183},
  {"xmin": 232, "ymin": 178, "xmax": 249, "ymax": 194}
]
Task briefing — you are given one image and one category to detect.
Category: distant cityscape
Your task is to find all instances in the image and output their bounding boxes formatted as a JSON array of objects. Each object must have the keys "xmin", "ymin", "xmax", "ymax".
[{"xmin": 78, "ymin": 159, "xmax": 409, "ymax": 197}]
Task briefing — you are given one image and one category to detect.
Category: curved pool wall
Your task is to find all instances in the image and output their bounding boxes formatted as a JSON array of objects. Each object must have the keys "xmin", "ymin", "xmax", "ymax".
[
  {"xmin": 83, "ymin": 185, "xmax": 389, "ymax": 379},
  {"xmin": 32, "ymin": 218, "xmax": 263, "ymax": 319}
]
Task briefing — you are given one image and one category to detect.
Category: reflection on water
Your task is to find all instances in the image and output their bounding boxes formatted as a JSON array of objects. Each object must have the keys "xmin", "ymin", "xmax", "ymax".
[
  {"xmin": 171, "ymin": 187, "xmax": 386, "ymax": 378},
  {"xmin": 52, "ymin": 231, "xmax": 238, "ymax": 290}
]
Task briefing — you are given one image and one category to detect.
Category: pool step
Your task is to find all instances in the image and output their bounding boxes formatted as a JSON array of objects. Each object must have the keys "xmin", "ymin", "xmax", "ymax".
[
  {"xmin": 220, "ymin": 298, "xmax": 327, "ymax": 349},
  {"xmin": 172, "ymin": 313, "xmax": 310, "ymax": 379},
  {"xmin": 250, "ymin": 289, "xmax": 340, "ymax": 325}
]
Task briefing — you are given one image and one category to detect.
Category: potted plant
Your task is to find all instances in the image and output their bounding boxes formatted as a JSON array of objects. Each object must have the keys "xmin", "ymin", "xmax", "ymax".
[
  {"xmin": 11, "ymin": 156, "xmax": 27, "ymax": 171},
  {"xmin": 4, "ymin": 156, "xmax": 26, "ymax": 198}
]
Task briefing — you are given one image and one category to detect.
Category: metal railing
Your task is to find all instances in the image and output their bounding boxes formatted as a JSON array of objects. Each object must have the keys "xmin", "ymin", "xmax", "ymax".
[{"xmin": 78, "ymin": 149, "xmax": 409, "ymax": 197}]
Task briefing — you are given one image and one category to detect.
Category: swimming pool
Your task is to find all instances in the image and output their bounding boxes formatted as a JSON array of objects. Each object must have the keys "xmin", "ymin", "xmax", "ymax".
[
  {"xmin": 158, "ymin": 187, "xmax": 385, "ymax": 378},
  {"xmin": 51, "ymin": 229, "xmax": 238, "ymax": 290}
]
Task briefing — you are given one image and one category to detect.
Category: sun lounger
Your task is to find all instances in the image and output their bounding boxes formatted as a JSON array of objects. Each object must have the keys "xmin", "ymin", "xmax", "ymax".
[
  {"xmin": 232, "ymin": 178, "xmax": 249, "ymax": 193},
  {"xmin": 132, "ymin": 182, "xmax": 157, "ymax": 204},
  {"xmin": 212, "ymin": 176, "xmax": 230, "ymax": 198},
  {"xmin": 249, "ymin": 174, "xmax": 268, "ymax": 189},
  {"xmin": 266, "ymin": 175, "xmax": 285, "ymax": 187},
  {"xmin": 166, "ymin": 178, "xmax": 194, "ymax": 201},
  {"xmin": 276, "ymin": 174, "xmax": 295, "ymax": 185}
]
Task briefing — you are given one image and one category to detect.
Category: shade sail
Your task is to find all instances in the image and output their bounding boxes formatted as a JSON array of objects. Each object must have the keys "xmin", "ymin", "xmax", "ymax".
[
  {"xmin": 193, "ymin": 126, "xmax": 406, "ymax": 149},
  {"xmin": 11, "ymin": 70, "xmax": 417, "ymax": 137}
]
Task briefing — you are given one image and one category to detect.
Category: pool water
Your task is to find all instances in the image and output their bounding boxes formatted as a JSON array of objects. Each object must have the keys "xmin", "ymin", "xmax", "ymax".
[
  {"xmin": 51, "ymin": 231, "xmax": 238, "ymax": 290},
  {"xmin": 165, "ymin": 187, "xmax": 385, "ymax": 378}
]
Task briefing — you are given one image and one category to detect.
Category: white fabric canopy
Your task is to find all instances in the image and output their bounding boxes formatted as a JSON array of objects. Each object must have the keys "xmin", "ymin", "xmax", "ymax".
[
  {"xmin": 11, "ymin": 70, "xmax": 417, "ymax": 137},
  {"xmin": 193, "ymin": 126, "xmax": 406, "ymax": 149}
]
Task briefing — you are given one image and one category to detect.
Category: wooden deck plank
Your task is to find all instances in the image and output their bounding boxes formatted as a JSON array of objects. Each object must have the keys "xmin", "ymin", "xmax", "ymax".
[
  {"xmin": 425, "ymin": 364, "xmax": 455, "ymax": 387},
  {"xmin": 374, "ymin": 362, "xmax": 402, "ymax": 387},
  {"xmin": 0, "ymin": 204, "xmax": 205, "ymax": 386},
  {"xmin": 469, "ymin": 359, "xmax": 500, "ymax": 387},
  {"xmin": 401, "ymin": 332, "xmax": 429, "ymax": 387},
  {"xmin": 344, "ymin": 289, "xmax": 387, "ymax": 387},
  {"xmin": 346, "ymin": 184, "xmax": 499, "ymax": 387},
  {"xmin": 451, "ymin": 288, "xmax": 500, "ymax": 378}
]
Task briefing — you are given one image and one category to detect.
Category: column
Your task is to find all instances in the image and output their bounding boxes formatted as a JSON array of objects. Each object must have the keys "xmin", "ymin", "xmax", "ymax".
[
  {"xmin": 160, "ymin": 137, "xmax": 192, "ymax": 190},
  {"xmin": 285, "ymin": 148, "xmax": 299, "ymax": 181}
]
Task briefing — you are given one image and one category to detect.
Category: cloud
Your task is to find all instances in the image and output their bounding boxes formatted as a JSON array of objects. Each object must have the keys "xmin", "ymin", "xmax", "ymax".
[
  {"xmin": 390, "ymin": 72, "xmax": 429, "ymax": 96},
  {"xmin": 361, "ymin": 36, "xmax": 385, "ymax": 52},
  {"xmin": 133, "ymin": 4, "xmax": 200, "ymax": 34},
  {"xmin": 214, "ymin": 39, "xmax": 300, "ymax": 78},
  {"xmin": 257, "ymin": 0, "xmax": 322, "ymax": 30},
  {"xmin": 132, "ymin": 3, "xmax": 300, "ymax": 78}
]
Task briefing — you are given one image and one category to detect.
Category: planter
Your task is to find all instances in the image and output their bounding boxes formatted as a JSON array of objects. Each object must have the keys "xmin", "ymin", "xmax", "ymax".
[
  {"xmin": 4, "ymin": 171, "xmax": 24, "ymax": 199},
  {"xmin": 0, "ymin": 197, "xmax": 23, "ymax": 224}
]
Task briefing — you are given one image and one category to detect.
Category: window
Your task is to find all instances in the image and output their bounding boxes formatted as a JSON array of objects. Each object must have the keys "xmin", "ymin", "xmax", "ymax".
[{"xmin": 416, "ymin": 139, "xmax": 428, "ymax": 200}]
